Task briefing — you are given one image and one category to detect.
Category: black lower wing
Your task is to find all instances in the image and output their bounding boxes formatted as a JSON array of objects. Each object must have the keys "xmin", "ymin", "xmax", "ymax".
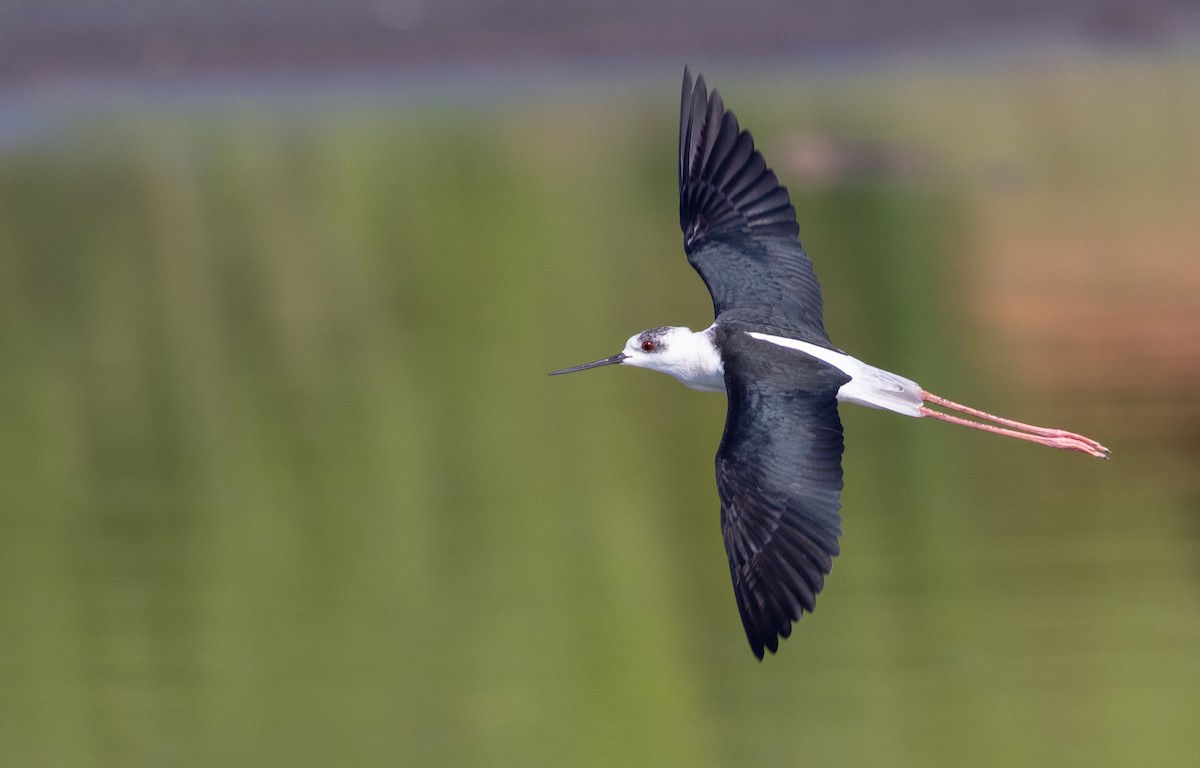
[{"xmin": 716, "ymin": 329, "xmax": 849, "ymax": 659}]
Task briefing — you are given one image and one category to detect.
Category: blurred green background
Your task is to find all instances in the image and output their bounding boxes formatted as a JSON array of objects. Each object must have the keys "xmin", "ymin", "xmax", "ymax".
[{"xmin": 2, "ymin": 9, "xmax": 1200, "ymax": 766}]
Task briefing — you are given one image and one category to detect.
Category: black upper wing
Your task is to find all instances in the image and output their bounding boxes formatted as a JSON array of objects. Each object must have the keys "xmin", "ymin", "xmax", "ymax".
[
  {"xmin": 715, "ymin": 328, "xmax": 849, "ymax": 659},
  {"xmin": 680, "ymin": 68, "xmax": 830, "ymax": 343}
]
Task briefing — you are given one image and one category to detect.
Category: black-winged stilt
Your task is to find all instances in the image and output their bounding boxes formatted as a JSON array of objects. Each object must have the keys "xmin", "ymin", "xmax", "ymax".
[{"xmin": 551, "ymin": 69, "xmax": 1109, "ymax": 660}]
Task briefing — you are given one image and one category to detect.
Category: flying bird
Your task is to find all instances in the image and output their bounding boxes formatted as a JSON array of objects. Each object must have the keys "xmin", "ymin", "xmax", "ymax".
[{"xmin": 551, "ymin": 69, "xmax": 1109, "ymax": 660}]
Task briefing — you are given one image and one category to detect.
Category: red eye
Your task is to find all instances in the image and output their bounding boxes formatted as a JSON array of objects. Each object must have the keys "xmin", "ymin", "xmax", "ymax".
[{"xmin": 641, "ymin": 340, "xmax": 655, "ymax": 352}]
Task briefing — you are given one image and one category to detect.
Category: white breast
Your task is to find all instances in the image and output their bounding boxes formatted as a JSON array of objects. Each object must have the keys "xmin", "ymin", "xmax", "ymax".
[{"xmin": 668, "ymin": 325, "xmax": 726, "ymax": 392}]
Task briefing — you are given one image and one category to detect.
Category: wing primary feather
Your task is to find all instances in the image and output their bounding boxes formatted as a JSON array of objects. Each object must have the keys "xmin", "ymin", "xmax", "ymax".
[
  {"xmin": 679, "ymin": 73, "xmax": 848, "ymax": 657},
  {"xmin": 678, "ymin": 69, "xmax": 827, "ymax": 340},
  {"xmin": 715, "ymin": 328, "xmax": 848, "ymax": 658}
]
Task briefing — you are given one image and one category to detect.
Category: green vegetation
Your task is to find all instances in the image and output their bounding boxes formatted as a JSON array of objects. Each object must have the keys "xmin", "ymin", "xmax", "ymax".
[{"xmin": 0, "ymin": 53, "xmax": 1197, "ymax": 766}]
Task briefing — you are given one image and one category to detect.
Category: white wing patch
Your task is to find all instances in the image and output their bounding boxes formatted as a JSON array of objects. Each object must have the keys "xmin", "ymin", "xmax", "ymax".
[{"xmin": 746, "ymin": 332, "xmax": 924, "ymax": 417}]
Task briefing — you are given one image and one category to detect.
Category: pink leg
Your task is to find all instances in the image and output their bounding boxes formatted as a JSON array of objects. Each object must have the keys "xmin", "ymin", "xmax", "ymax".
[{"xmin": 920, "ymin": 390, "xmax": 1109, "ymax": 458}]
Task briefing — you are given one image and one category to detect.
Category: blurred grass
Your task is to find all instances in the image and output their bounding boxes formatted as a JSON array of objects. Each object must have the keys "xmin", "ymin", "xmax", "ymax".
[{"xmin": 0, "ymin": 52, "xmax": 1198, "ymax": 766}]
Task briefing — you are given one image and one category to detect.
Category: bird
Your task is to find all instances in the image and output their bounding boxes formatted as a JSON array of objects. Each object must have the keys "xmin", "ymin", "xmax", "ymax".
[{"xmin": 550, "ymin": 68, "xmax": 1109, "ymax": 660}]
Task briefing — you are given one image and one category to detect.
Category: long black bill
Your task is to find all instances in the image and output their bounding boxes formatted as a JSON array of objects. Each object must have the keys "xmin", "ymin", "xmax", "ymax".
[{"xmin": 548, "ymin": 353, "xmax": 629, "ymax": 376}]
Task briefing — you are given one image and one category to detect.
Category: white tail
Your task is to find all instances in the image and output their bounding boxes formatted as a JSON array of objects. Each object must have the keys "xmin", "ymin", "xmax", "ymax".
[
  {"xmin": 745, "ymin": 331, "xmax": 1108, "ymax": 457},
  {"xmin": 746, "ymin": 332, "xmax": 923, "ymax": 416}
]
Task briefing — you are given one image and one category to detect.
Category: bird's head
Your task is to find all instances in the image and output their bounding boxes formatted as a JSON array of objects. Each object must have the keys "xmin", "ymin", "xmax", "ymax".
[
  {"xmin": 619, "ymin": 326, "xmax": 695, "ymax": 371},
  {"xmin": 550, "ymin": 326, "xmax": 725, "ymax": 392}
]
